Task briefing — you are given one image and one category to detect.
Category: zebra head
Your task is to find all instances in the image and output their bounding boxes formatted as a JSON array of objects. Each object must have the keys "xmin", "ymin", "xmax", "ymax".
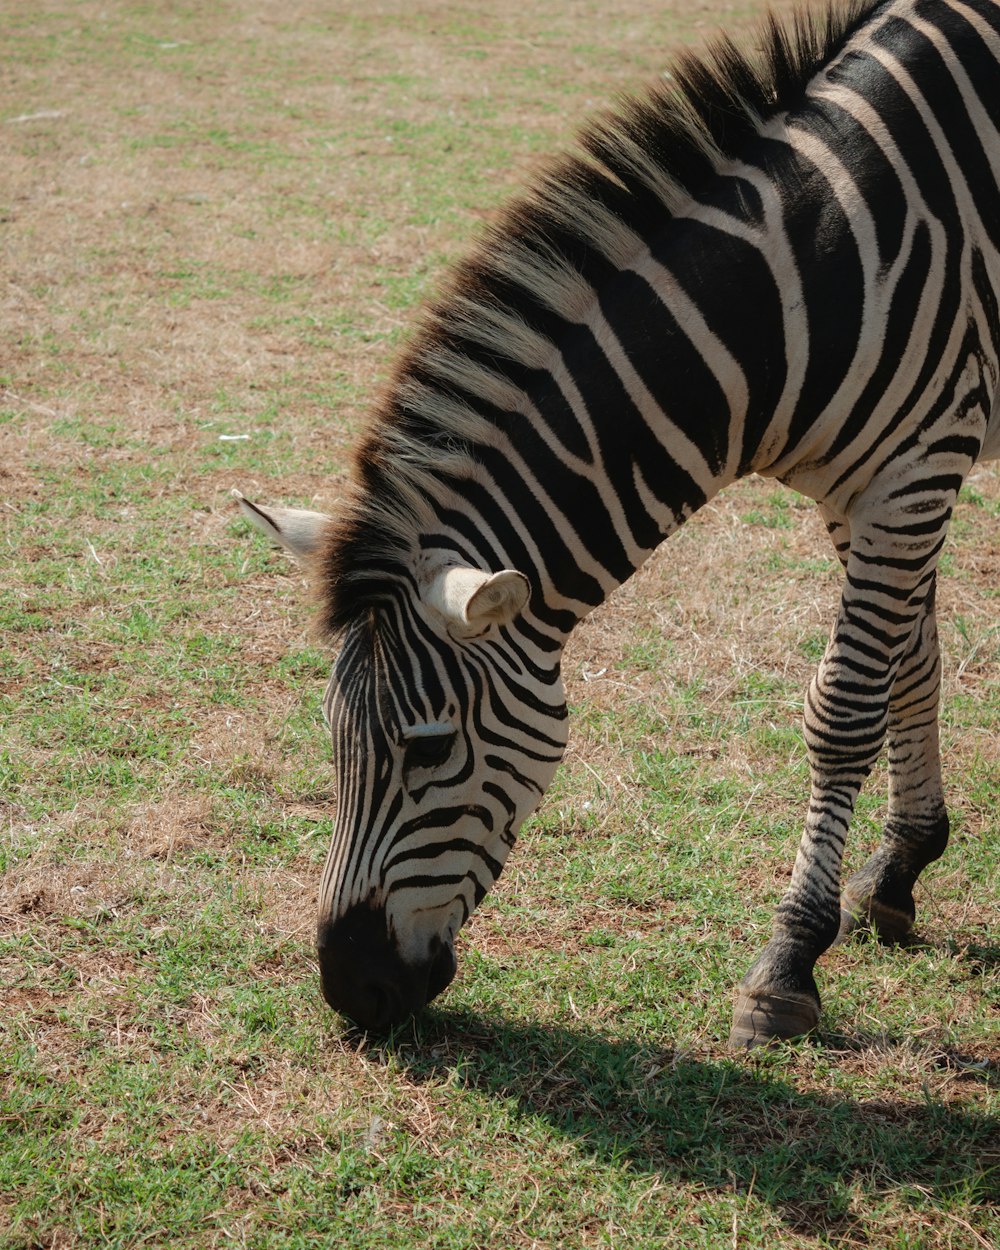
[{"xmin": 234, "ymin": 492, "xmax": 568, "ymax": 1030}]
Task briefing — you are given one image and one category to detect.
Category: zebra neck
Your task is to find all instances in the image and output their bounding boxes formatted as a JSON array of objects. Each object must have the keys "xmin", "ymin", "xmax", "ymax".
[{"xmin": 430, "ymin": 241, "xmax": 792, "ymax": 640}]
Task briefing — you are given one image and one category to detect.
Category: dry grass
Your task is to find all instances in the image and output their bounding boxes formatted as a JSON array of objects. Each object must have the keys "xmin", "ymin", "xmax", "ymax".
[{"xmin": 2, "ymin": 1, "xmax": 998, "ymax": 1247}]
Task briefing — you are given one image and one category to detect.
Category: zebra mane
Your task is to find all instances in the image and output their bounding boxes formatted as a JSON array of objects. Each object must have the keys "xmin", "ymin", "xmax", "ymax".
[{"xmin": 317, "ymin": 0, "xmax": 878, "ymax": 638}]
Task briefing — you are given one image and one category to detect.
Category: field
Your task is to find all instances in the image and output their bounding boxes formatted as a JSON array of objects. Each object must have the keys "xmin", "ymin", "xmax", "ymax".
[{"xmin": 2, "ymin": 0, "xmax": 998, "ymax": 1246}]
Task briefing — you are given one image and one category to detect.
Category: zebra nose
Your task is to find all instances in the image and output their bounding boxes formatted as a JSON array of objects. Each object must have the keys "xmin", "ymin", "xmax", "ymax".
[
  {"xmin": 316, "ymin": 908, "xmax": 406, "ymax": 1030},
  {"xmin": 319, "ymin": 960, "xmax": 402, "ymax": 1032},
  {"xmin": 316, "ymin": 904, "xmax": 455, "ymax": 1031}
]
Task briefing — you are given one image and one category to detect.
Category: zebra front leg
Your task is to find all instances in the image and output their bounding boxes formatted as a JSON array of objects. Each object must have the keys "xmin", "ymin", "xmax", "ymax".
[
  {"xmin": 839, "ymin": 574, "xmax": 949, "ymax": 943},
  {"xmin": 729, "ymin": 528, "xmax": 941, "ymax": 1048}
]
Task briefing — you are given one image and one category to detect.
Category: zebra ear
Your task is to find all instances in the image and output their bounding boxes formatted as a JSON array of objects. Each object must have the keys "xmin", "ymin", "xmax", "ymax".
[
  {"xmin": 231, "ymin": 489, "xmax": 331, "ymax": 563},
  {"xmin": 423, "ymin": 566, "xmax": 530, "ymax": 632}
]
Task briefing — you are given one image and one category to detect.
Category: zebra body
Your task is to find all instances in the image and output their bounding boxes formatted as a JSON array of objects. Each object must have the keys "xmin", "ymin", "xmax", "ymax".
[{"xmin": 239, "ymin": 0, "xmax": 999, "ymax": 1042}]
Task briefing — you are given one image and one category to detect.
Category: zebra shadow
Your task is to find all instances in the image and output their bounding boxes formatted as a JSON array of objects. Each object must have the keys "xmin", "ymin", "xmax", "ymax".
[
  {"xmin": 363, "ymin": 1008, "xmax": 999, "ymax": 1239},
  {"xmin": 949, "ymin": 941, "xmax": 1000, "ymax": 974}
]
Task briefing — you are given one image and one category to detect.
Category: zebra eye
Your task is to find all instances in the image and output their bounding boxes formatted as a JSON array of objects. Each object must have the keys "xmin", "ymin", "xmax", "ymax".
[{"xmin": 403, "ymin": 731, "xmax": 456, "ymax": 772}]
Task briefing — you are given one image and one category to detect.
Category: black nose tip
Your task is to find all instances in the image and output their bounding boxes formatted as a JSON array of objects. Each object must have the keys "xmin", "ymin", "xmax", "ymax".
[
  {"xmin": 320, "ymin": 966, "xmax": 400, "ymax": 1032},
  {"xmin": 317, "ymin": 904, "xmax": 457, "ymax": 1031}
]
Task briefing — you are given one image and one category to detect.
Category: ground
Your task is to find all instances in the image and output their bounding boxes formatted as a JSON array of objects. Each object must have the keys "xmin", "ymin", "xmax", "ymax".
[{"xmin": 1, "ymin": 1, "xmax": 998, "ymax": 1247}]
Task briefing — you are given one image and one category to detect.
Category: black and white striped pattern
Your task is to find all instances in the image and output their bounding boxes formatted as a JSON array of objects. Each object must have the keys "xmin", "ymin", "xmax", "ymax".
[{"xmin": 301, "ymin": 0, "xmax": 1000, "ymax": 1038}]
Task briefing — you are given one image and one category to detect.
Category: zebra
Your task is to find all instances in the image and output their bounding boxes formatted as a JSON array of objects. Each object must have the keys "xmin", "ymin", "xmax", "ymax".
[{"xmin": 235, "ymin": 0, "xmax": 1000, "ymax": 1046}]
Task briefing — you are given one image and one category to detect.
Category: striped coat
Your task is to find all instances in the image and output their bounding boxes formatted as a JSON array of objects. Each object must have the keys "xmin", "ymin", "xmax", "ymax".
[{"xmin": 238, "ymin": 0, "xmax": 1000, "ymax": 1042}]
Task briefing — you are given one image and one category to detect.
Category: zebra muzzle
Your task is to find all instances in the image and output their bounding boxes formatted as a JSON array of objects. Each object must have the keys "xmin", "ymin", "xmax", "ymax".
[{"xmin": 317, "ymin": 904, "xmax": 457, "ymax": 1032}]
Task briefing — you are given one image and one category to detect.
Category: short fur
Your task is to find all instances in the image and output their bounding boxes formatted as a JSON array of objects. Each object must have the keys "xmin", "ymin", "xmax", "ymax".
[{"xmin": 318, "ymin": 0, "xmax": 879, "ymax": 639}]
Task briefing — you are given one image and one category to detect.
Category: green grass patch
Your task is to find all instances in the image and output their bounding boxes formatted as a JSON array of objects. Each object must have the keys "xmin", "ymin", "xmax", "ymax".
[{"xmin": 2, "ymin": 0, "xmax": 998, "ymax": 1247}]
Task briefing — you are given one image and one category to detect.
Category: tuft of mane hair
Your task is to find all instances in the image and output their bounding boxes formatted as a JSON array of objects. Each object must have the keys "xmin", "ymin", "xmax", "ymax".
[{"xmin": 318, "ymin": 0, "xmax": 879, "ymax": 639}]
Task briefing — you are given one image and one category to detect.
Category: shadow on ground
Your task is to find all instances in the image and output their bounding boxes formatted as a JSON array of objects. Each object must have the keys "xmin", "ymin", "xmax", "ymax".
[{"xmin": 356, "ymin": 1008, "xmax": 1000, "ymax": 1238}]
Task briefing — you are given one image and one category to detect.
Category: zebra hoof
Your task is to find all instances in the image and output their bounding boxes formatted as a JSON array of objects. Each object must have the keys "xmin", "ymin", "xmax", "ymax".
[
  {"xmin": 728, "ymin": 988, "xmax": 820, "ymax": 1050},
  {"xmin": 837, "ymin": 893, "xmax": 914, "ymax": 945}
]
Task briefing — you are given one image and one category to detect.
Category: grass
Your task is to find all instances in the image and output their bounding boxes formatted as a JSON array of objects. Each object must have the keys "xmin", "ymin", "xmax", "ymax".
[{"xmin": 2, "ymin": 0, "xmax": 998, "ymax": 1247}]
